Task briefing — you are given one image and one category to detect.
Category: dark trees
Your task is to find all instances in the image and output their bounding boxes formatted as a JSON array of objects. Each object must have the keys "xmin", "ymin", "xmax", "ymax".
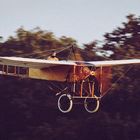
[{"xmin": 0, "ymin": 14, "xmax": 139, "ymax": 140}]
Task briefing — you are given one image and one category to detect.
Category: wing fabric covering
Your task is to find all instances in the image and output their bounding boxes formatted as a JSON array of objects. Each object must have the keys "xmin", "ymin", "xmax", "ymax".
[
  {"xmin": 0, "ymin": 57, "xmax": 76, "ymax": 69},
  {"xmin": 0, "ymin": 57, "xmax": 139, "ymax": 82},
  {"xmin": 0, "ymin": 57, "xmax": 76, "ymax": 81},
  {"xmin": 89, "ymin": 59, "xmax": 140, "ymax": 67},
  {"xmin": 0, "ymin": 57, "xmax": 139, "ymax": 69}
]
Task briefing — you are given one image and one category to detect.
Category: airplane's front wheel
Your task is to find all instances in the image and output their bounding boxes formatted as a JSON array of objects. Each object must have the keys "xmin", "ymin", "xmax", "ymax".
[
  {"xmin": 58, "ymin": 94, "xmax": 73, "ymax": 113},
  {"xmin": 84, "ymin": 96, "xmax": 100, "ymax": 113}
]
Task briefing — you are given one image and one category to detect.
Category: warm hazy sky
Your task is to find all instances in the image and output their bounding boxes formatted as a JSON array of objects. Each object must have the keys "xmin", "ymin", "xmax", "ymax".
[{"xmin": 0, "ymin": 0, "xmax": 140, "ymax": 45}]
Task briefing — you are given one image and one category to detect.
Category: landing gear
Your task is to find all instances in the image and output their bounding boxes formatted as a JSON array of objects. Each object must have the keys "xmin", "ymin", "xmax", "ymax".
[
  {"xmin": 57, "ymin": 93, "xmax": 100, "ymax": 113},
  {"xmin": 84, "ymin": 96, "xmax": 100, "ymax": 113},
  {"xmin": 57, "ymin": 74, "xmax": 101, "ymax": 113},
  {"xmin": 57, "ymin": 94, "xmax": 73, "ymax": 113}
]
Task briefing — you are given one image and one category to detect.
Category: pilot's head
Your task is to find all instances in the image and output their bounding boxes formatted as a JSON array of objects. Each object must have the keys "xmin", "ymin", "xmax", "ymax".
[{"xmin": 52, "ymin": 52, "xmax": 56, "ymax": 57}]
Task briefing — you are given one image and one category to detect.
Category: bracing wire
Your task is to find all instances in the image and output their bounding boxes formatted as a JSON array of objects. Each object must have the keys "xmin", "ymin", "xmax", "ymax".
[
  {"xmin": 101, "ymin": 65, "xmax": 134, "ymax": 98},
  {"xmin": 36, "ymin": 45, "xmax": 73, "ymax": 59},
  {"xmin": 14, "ymin": 45, "xmax": 72, "ymax": 58}
]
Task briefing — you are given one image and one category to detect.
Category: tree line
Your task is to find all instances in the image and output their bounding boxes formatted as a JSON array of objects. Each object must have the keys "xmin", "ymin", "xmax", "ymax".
[{"xmin": 0, "ymin": 14, "xmax": 139, "ymax": 140}]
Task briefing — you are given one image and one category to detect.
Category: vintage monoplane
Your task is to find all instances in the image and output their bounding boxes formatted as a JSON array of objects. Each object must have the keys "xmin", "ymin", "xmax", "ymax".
[{"xmin": 0, "ymin": 56, "xmax": 139, "ymax": 113}]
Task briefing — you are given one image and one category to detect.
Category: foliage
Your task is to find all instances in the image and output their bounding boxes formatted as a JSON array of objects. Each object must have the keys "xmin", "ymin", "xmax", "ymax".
[
  {"xmin": 0, "ymin": 27, "xmax": 77, "ymax": 59},
  {"xmin": 103, "ymin": 14, "xmax": 140, "ymax": 59},
  {"xmin": 102, "ymin": 14, "xmax": 140, "ymax": 105},
  {"xmin": 0, "ymin": 14, "xmax": 139, "ymax": 140}
]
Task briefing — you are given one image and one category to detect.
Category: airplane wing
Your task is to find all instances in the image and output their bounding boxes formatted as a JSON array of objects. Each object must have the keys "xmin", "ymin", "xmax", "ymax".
[
  {"xmin": 0, "ymin": 57, "xmax": 76, "ymax": 69},
  {"xmin": 88, "ymin": 59, "xmax": 140, "ymax": 67},
  {"xmin": 0, "ymin": 57, "xmax": 139, "ymax": 69}
]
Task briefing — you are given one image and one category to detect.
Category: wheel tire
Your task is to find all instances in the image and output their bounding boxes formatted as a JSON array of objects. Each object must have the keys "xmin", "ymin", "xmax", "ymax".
[
  {"xmin": 84, "ymin": 96, "xmax": 100, "ymax": 113},
  {"xmin": 58, "ymin": 94, "xmax": 73, "ymax": 113}
]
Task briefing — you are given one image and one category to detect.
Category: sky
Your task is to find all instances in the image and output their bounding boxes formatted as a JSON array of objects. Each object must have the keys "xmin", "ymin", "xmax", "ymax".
[{"xmin": 0, "ymin": 0, "xmax": 140, "ymax": 45}]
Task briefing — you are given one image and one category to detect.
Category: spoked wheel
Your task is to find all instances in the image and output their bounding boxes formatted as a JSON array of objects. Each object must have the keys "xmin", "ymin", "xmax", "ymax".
[
  {"xmin": 84, "ymin": 96, "xmax": 100, "ymax": 113},
  {"xmin": 58, "ymin": 94, "xmax": 73, "ymax": 113}
]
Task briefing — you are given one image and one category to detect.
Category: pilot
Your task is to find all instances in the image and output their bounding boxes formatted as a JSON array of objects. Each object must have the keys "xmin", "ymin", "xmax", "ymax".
[{"xmin": 47, "ymin": 52, "xmax": 59, "ymax": 61}]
